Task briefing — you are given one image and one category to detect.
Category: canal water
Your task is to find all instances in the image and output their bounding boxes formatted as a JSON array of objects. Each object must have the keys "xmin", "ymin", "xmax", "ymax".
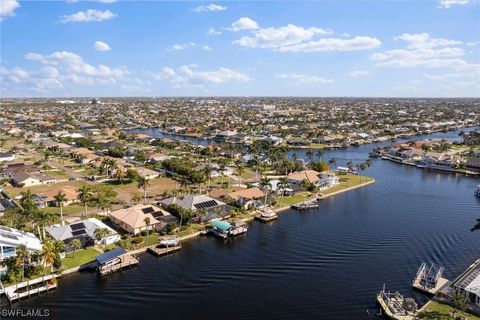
[{"xmin": 7, "ymin": 129, "xmax": 480, "ymax": 320}]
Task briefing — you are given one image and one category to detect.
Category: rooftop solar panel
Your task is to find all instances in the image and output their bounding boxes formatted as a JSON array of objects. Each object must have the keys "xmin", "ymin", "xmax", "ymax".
[
  {"xmin": 194, "ymin": 200, "xmax": 218, "ymax": 209},
  {"xmin": 142, "ymin": 207, "xmax": 155, "ymax": 214},
  {"xmin": 70, "ymin": 223, "xmax": 85, "ymax": 231},
  {"xmin": 71, "ymin": 230, "xmax": 86, "ymax": 236}
]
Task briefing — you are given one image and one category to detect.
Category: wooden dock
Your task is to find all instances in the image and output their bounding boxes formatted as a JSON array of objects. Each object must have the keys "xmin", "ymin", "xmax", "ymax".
[
  {"xmin": 147, "ymin": 245, "xmax": 182, "ymax": 257},
  {"xmin": 413, "ymin": 276, "xmax": 450, "ymax": 295},
  {"xmin": 98, "ymin": 254, "xmax": 139, "ymax": 276},
  {"xmin": 4, "ymin": 274, "xmax": 59, "ymax": 303}
]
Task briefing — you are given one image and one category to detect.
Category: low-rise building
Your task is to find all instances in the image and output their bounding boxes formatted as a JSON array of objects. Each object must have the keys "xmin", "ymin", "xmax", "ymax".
[
  {"xmin": 108, "ymin": 204, "xmax": 164, "ymax": 235},
  {"xmin": 0, "ymin": 226, "xmax": 42, "ymax": 261}
]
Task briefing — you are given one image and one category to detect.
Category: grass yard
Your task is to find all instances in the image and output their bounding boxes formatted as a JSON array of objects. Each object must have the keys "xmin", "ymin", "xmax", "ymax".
[
  {"xmin": 321, "ymin": 175, "xmax": 374, "ymax": 195},
  {"xmin": 46, "ymin": 170, "xmax": 69, "ymax": 178},
  {"xmin": 176, "ymin": 224, "xmax": 204, "ymax": 237},
  {"xmin": 3, "ymin": 180, "xmax": 89, "ymax": 197},
  {"xmin": 417, "ymin": 301, "xmax": 480, "ymax": 320},
  {"xmin": 43, "ymin": 204, "xmax": 85, "ymax": 216},
  {"xmin": 275, "ymin": 192, "xmax": 310, "ymax": 208},
  {"xmin": 106, "ymin": 177, "xmax": 179, "ymax": 202},
  {"xmin": 62, "ymin": 247, "xmax": 102, "ymax": 270}
]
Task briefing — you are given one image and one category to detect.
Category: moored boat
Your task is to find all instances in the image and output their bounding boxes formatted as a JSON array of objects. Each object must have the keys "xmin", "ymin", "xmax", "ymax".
[
  {"xmin": 376, "ymin": 285, "xmax": 417, "ymax": 320},
  {"xmin": 255, "ymin": 209, "xmax": 278, "ymax": 222}
]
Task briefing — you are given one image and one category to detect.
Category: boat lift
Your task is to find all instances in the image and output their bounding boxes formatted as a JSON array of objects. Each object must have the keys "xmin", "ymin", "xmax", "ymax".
[{"xmin": 413, "ymin": 263, "xmax": 449, "ymax": 294}]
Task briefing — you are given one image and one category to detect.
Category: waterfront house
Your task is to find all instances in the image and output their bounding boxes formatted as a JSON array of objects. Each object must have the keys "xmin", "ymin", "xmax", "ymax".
[
  {"xmin": 159, "ymin": 194, "xmax": 233, "ymax": 221},
  {"xmin": 0, "ymin": 226, "xmax": 42, "ymax": 262},
  {"xmin": 226, "ymin": 187, "xmax": 265, "ymax": 209},
  {"xmin": 451, "ymin": 259, "xmax": 480, "ymax": 309},
  {"xmin": 108, "ymin": 204, "xmax": 163, "ymax": 235},
  {"xmin": 466, "ymin": 157, "xmax": 480, "ymax": 172},
  {"xmin": 46, "ymin": 218, "xmax": 120, "ymax": 248}
]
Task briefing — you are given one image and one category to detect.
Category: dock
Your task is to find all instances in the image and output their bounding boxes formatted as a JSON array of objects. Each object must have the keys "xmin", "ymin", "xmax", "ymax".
[
  {"xmin": 4, "ymin": 274, "xmax": 59, "ymax": 303},
  {"xmin": 147, "ymin": 245, "xmax": 182, "ymax": 257},
  {"xmin": 98, "ymin": 253, "xmax": 139, "ymax": 276},
  {"xmin": 255, "ymin": 214, "xmax": 278, "ymax": 223},
  {"xmin": 412, "ymin": 263, "xmax": 450, "ymax": 295}
]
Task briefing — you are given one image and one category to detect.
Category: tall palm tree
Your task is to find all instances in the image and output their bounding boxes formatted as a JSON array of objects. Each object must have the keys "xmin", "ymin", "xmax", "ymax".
[
  {"xmin": 136, "ymin": 176, "xmax": 151, "ymax": 204},
  {"xmin": 20, "ymin": 189, "xmax": 35, "ymax": 210},
  {"xmin": 41, "ymin": 241, "xmax": 56, "ymax": 274},
  {"xmin": 53, "ymin": 191, "xmax": 67, "ymax": 226},
  {"xmin": 203, "ymin": 164, "xmax": 213, "ymax": 193},
  {"xmin": 70, "ymin": 239, "xmax": 81, "ymax": 258},
  {"xmin": 236, "ymin": 162, "xmax": 244, "ymax": 185},
  {"xmin": 306, "ymin": 150, "xmax": 313, "ymax": 163},
  {"xmin": 316, "ymin": 150, "xmax": 324, "ymax": 162},
  {"xmin": 277, "ymin": 177, "xmax": 291, "ymax": 207},
  {"xmin": 259, "ymin": 176, "xmax": 272, "ymax": 207},
  {"xmin": 131, "ymin": 193, "xmax": 142, "ymax": 205},
  {"xmin": 96, "ymin": 196, "xmax": 112, "ymax": 214},
  {"xmin": 77, "ymin": 185, "xmax": 93, "ymax": 217},
  {"xmin": 114, "ymin": 166, "xmax": 125, "ymax": 183},
  {"xmin": 16, "ymin": 244, "xmax": 30, "ymax": 281},
  {"xmin": 33, "ymin": 210, "xmax": 57, "ymax": 241}
]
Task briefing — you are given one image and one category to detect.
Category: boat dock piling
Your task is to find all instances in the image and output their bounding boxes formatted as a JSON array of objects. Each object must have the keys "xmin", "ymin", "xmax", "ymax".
[{"xmin": 4, "ymin": 274, "xmax": 59, "ymax": 303}]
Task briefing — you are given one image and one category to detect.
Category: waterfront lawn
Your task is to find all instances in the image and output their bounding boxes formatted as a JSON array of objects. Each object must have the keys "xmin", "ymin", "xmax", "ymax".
[
  {"xmin": 275, "ymin": 193, "xmax": 310, "ymax": 208},
  {"xmin": 321, "ymin": 175, "xmax": 373, "ymax": 195},
  {"xmin": 417, "ymin": 301, "xmax": 480, "ymax": 320},
  {"xmin": 177, "ymin": 224, "xmax": 204, "ymax": 237},
  {"xmin": 62, "ymin": 247, "xmax": 102, "ymax": 270}
]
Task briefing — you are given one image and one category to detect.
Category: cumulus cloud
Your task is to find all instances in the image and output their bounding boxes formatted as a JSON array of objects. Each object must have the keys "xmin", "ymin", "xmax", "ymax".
[
  {"xmin": 234, "ymin": 24, "xmax": 333, "ymax": 49},
  {"xmin": 0, "ymin": 0, "xmax": 20, "ymax": 21},
  {"xmin": 59, "ymin": 9, "xmax": 117, "ymax": 23},
  {"xmin": 276, "ymin": 73, "xmax": 334, "ymax": 84},
  {"xmin": 202, "ymin": 45, "xmax": 212, "ymax": 51},
  {"xmin": 158, "ymin": 65, "xmax": 250, "ymax": 89},
  {"xmin": 165, "ymin": 42, "xmax": 198, "ymax": 51},
  {"xmin": 207, "ymin": 27, "xmax": 222, "ymax": 35},
  {"xmin": 371, "ymin": 33, "xmax": 468, "ymax": 69},
  {"xmin": 194, "ymin": 3, "xmax": 227, "ymax": 12},
  {"xmin": 438, "ymin": 0, "xmax": 470, "ymax": 8},
  {"xmin": 94, "ymin": 41, "xmax": 111, "ymax": 51},
  {"xmin": 232, "ymin": 21, "xmax": 380, "ymax": 53},
  {"xmin": 229, "ymin": 17, "xmax": 259, "ymax": 31},
  {"xmin": 349, "ymin": 70, "xmax": 372, "ymax": 77}
]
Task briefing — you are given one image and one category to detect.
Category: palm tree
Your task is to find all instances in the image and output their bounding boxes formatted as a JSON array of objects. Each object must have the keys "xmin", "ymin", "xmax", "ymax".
[
  {"xmin": 203, "ymin": 164, "xmax": 213, "ymax": 193},
  {"xmin": 131, "ymin": 193, "xmax": 142, "ymax": 205},
  {"xmin": 452, "ymin": 290, "xmax": 469, "ymax": 314},
  {"xmin": 94, "ymin": 228, "xmax": 109, "ymax": 246},
  {"xmin": 70, "ymin": 239, "xmax": 81, "ymax": 258},
  {"xmin": 20, "ymin": 189, "xmax": 35, "ymax": 210},
  {"xmin": 143, "ymin": 217, "xmax": 151, "ymax": 235},
  {"xmin": 53, "ymin": 191, "xmax": 67, "ymax": 226},
  {"xmin": 77, "ymin": 185, "xmax": 93, "ymax": 217},
  {"xmin": 259, "ymin": 176, "xmax": 272, "ymax": 207},
  {"xmin": 96, "ymin": 196, "xmax": 112, "ymax": 214},
  {"xmin": 114, "ymin": 166, "xmax": 125, "ymax": 183},
  {"xmin": 328, "ymin": 158, "xmax": 337, "ymax": 168},
  {"xmin": 136, "ymin": 176, "xmax": 150, "ymax": 204},
  {"xmin": 33, "ymin": 210, "xmax": 57, "ymax": 241},
  {"xmin": 41, "ymin": 240, "xmax": 56, "ymax": 274},
  {"xmin": 16, "ymin": 244, "xmax": 30, "ymax": 281},
  {"xmin": 277, "ymin": 177, "xmax": 291, "ymax": 207},
  {"xmin": 236, "ymin": 162, "xmax": 245, "ymax": 185}
]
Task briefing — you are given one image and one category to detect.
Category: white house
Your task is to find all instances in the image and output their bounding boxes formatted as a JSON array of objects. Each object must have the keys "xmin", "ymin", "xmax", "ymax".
[
  {"xmin": 0, "ymin": 152, "xmax": 15, "ymax": 162},
  {"xmin": 0, "ymin": 226, "xmax": 42, "ymax": 261}
]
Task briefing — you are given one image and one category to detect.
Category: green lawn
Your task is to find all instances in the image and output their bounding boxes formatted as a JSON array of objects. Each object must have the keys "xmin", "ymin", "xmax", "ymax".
[
  {"xmin": 321, "ymin": 175, "xmax": 373, "ymax": 195},
  {"xmin": 417, "ymin": 301, "xmax": 480, "ymax": 320},
  {"xmin": 46, "ymin": 170, "xmax": 68, "ymax": 178},
  {"xmin": 176, "ymin": 224, "xmax": 204, "ymax": 237},
  {"xmin": 44, "ymin": 204, "xmax": 85, "ymax": 216},
  {"xmin": 62, "ymin": 247, "xmax": 102, "ymax": 269},
  {"xmin": 275, "ymin": 192, "xmax": 310, "ymax": 208}
]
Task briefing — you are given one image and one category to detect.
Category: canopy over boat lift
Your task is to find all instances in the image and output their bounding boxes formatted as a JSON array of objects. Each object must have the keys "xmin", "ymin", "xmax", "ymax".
[{"xmin": 413, "ymin": 262, "xmax": 450, "ymax": 294}]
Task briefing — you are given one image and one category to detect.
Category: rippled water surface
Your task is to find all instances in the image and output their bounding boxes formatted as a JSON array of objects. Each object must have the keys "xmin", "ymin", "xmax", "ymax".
[{"xmin": 9, "ymin": 129, "xmax": 480, "ymax": 320}]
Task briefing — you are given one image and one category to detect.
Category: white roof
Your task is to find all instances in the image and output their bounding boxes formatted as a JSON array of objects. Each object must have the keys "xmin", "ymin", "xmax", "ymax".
[
  {"xmin": 465, "ymin": 273, "xmax": 480, "ymax": 295},
  {"xmin": 0, "ymin": 226, "xmax": 42, "ymax": 252}
]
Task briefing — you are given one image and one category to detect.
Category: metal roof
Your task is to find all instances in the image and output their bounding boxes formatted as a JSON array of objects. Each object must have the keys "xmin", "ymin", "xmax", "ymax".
[
  {"xmin": 211, "ymin": 220, "xmax": 231, "ymax": 232},
  {"xmin": 96, "ymin": 247, "xmax": 126, "ymax": 265}
]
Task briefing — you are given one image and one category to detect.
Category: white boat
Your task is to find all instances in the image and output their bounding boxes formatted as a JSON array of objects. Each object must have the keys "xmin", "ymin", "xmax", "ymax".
[
  {"xmin": 158, "ymin": 238, "xmax": 180, "ymax": 247},
  {"xmin": 256, "ymin": 209, "xmax": 278, "ymax": 222},
  {"xmin": 377, "ymin": 285, "xmax": 417, "ymax": 320}
]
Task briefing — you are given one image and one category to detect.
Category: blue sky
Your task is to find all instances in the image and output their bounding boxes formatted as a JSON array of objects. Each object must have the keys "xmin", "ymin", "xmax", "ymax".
[{"xmin": 0, "ymin": 0, "xmax": 479, "ymax": 97}]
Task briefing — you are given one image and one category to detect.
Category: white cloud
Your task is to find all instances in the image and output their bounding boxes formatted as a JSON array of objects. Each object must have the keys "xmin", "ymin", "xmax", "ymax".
[
  {"xmin": 94, "ymin": 41, "xmax": 111, "ymax": 51},
  {"xmin": 349, "ymin": 70, "xmax": 372, "ymax": 77},
  {"xmin": 203, "ymin": 45, "xmax": 212, "ymax": 51},
  {"xmin": 207, "ymin": 27, "xmax": 222, "ymax": 35},
  {"xmin": 232, "ymin": 21, "xmax": 379, "ymax": 53},
  {"xmin": 394, "ymin": 33, "xmax": 462, "ymax": 49},
  {"xmin": 278, "ymin": 36, "xmax": 381, "ymax": 52},
  {"xmin": 24, "ymin": 50, "xmax": 127, "ymax": 78},
  {"xmin": 438, "ymin": 0, "xmax": 470, "ymax": 8},
  {"xmin": 159, "ymin": 65, "xmax": 250, "ymax": 89},
  {"xmin": 229, "ymin": 17, "xmax": 259, "ymax": 31},
  {"xmin": 371, "ymin": 33, "xmax": 468, "ymax": 69},
  {"xmin": 0, "ymin": 0, "xmax": 20, "ymax": 21},
  {"xmin": 59, "ymin": 9, "xmax": 117, "ymax": 23},
  {"xmin": 166, "ymin": 42, "xmax": 198, "ymax": 51},
  {"xmin": 234, "ymin": 24, "xmax": 333, "ymax": 49},
  {"xmin": 276, "ymin": 73, "xmax": 334, "ymax": 84},
  {"xmin": 194, "ymin": 3, "xmax": 227, "ymax": 12}
]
